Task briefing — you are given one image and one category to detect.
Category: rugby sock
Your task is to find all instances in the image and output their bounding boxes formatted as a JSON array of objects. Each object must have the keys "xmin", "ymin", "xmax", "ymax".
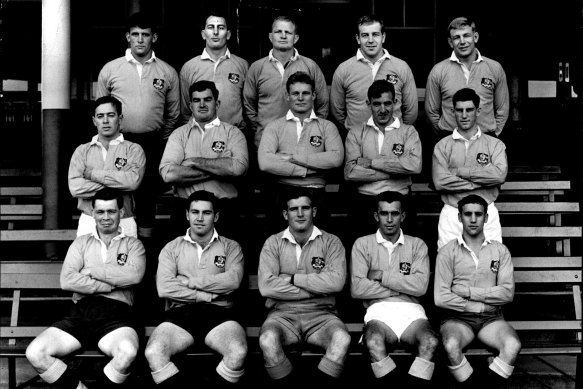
[
  {"xmin": 151, "ymin": 362, "xmax": 179, "ymax": 385},
  {"xmin": 448, "ymin": 356, "xmax": 473, "ymax": 382},
  {"xmin": 216, "ymin": 359, "xmax": 245, "ymax": 383},
  {"xmin": 317, "ymin": 356, "xmax": 343, "ymax": 378},
  {"xmin": 103, "ymin": 361, "xmax": 130, "ymax": 384},
  {"xmin": 371, "ymin": 355, "xmax": 397, "ymax": 378},
  {"xmin": 39, "ymin": 359, "xmax": 67, "ymax": 384},
  {"xmin": 265, "ymin": 356, "xmax": 293, "ymax": 380},
  {"xmin": 489, "ymin": 356, "xmax": 514, "ymax": 379},
  {"xmin": 408, "ymin": 356, "xmax": 435, "ymax": 381}
]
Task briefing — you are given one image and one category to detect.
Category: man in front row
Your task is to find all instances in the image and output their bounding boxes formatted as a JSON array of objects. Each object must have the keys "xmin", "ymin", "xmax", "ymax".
[
  {"xmin": 351, "ymin": 191, "xmax": 438, "ymax": 387},
  {"xmin": 145, "ymin": 190, "xmax": 247, "ymax": 388},
  {"xmin": 26, "ymin": 189, "xmax": 146, "ymax": 389},
  {"xmin": 258, "ymin": 188, "xmax": 351, "ymax": 386},
  {"xmin": 434, "ymin": 194, "xmax": 521, "ymax": 387}
]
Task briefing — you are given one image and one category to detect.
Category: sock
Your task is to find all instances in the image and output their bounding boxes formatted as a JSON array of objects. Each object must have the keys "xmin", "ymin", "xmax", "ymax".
[
  {"xmin": 151, "ymin": 362, "xmax": 179, "ymax": 385},
  {"xmin": 449, "ymin": 356, "xmax": 473, "ymax": 382},
  {"xmin": 39, "ymin": 359, "xmax": 68, "ymax": 384},
  {"xmin": 408, "ymin": 356, "xmax": 435, "ymax": 380},
  {"xmin": 317, "ymin": 356, "xmax": 343, "ymax": 379},
  {"xmin": 104, "ymin": 361, "xmax": 130, "ymax": 384},
  {"xmin": 265, "ymin": 357, "xmax": 293, "ymax": 380},
  {"xmin": 489, "ymin": 356, "xmax": 514, "ymax": 379},
  {"xmin": 371, "ymin": 355, "xmax": 397, "ymax": 378},
  {"xmin": 216, "ymin": 359, "xmax": 245, "ymax": 383}
]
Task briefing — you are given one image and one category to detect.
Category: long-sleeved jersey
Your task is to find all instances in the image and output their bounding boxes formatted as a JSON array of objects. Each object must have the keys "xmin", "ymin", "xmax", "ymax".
[
  {"xmin": 344, "ymin": 119, "xmax": 422, "ymax": 195},
  {"xmin": 179, "ymin": 50, "xmax": 249, "ymax": 129},
  {"xmin": 243, "ymin": 52, "xmax": 329, "ymax": 149},
  {"xmin": 60, "ymin": 229, "xmax": 146, "ymax": 306},
  {"xmin": 424, "ymin": 52, "xmax": 509, "ymax": 136},
  {"xmin": 434, "ymin": 237, "xmax": 514, "ymax": 313},
  {"xmin": 351, "ymin": 232, "xmax": 430, "ymax": 309},
  {"xmin": 159, "ymin": 119, "xmax": 249, "ymax": 199},
  {"xmin": 258, "ymin": 227, "xmax": 346, "ymax": 311},
  {"xmin": 330, "ymin": 51, "xmax": 418, "ymax": 133},
  {"xmin": 156, "ymin": 230, "xmax": 244, "ymax": 310},
  {"xmin": 432, "ymin": 130, "xmax": 507, "ymax": 207},
  {"xmin": 258, "ymin": 114, "xmax": 344, "ymax": 188},
  {"xmin": 68, "ymin": 136, "xmax": 146, "ymax": 217},
  {"xmin": 96, "ymin": 50, "xmax": 180, "ymax": 139}
]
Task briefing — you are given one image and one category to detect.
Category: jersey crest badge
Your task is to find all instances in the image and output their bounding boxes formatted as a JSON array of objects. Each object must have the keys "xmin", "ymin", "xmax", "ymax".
[
  {"xmin": 117, "ymin": 253, "xmax": 128, "ymax": 266},
  {"xmin": 386, "ymin": 74, "xmax": 399, "ymax": 84},
  {"xmin": 114, "ymin": 157, "xmax": 127, "ymax": 170},
  {"xmin": 392, "ymin": 143, "xmax": 404, "ymax": 156},
  {"xmin": 214, "ymin": 255, "xmax": 226, "ymax": 268},
  {"xmin": 212, "ymin": 141, "xmax": 226, "ymax": 153},
  {"xmin": 476, "ymin": 153, "xmax": 490, "ymax": 165},
  {"xmin": 228, "ymin": 73, "xmax": 240, "ymax": 84},
  {"xmin": 481, "ymin": 77, "xmax": 494, "ymax": 90},
  {"xmin": 153, "ymin": 78, "xmax": 165, "ymax": 90},
  {"xmin": 399, "ymin": 261, "xmax": 411, "ymax": 275},
  {"xmin": 490, "ymin": 260, "xmax": 500, "ymax": 273},
  {"xmin": 310, "ymin": 135, "xmax": 323, "ymax": 147},
  {"xmin": 311, "ymin": 256, "xmax": 325, "ymax": 271}
]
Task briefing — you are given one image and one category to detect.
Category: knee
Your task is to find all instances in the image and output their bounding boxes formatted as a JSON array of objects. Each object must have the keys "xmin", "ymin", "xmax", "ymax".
[
  {"xmin": 441, "ymin": 336, "xmax": 462, "ymax": 357},
  {"xmin": 364, "ymin": 331, "xmax": 386, "ymax": 356},
  {"xmin": 419, "ymin": 333, "xmax": 440, "ymax": 356},
  {"xmin": 331, "ymin": 329, "xmax": 352, "ymax": 352},
  {"xmin": 259, "ymin": 330, "xmax": 278, "ymax": 353},
  {"xmin": 25, "ymin": 340, "xmax": 48, "ymax": 368},
  {"xmin": 113, "ymin": 340, "xmax": 139, "ymax": 368},
  {"xmin": 227, "ymin": 338, "xmax": 248, "ymax": 365},
  {"xmin": 502, "ymin": 336, "xmax": 522, "ymax": 359},
  {"xmin": 144, "ymin": 340, "xmax": 166, "ymax": 365}
]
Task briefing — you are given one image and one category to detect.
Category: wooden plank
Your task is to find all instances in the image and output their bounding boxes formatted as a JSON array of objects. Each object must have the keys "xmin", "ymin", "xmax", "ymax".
[
  {"xmin": 514, "ymin": 270, "xmax": 582, "ymax": 283},
  {"xmin": 0, "ymin": 169, "xmax": 41, "ymax": 177},
  {"xmin": 0, "ymin": 187, "xmax": 43, "ymax": 197},
  {"xmin": 495, "ymin": 202, "xmax": 579, "ymax": 213},
  {"xmin": 502, "ymin": 226, "xmax": 581, "ymax": 238},
  {"xmin": 0, "ymin": 229, "xmax": 77, "ymax": 241},
  {"xmin": 0, "ymin": 204, "xmax": 42, "ymax": 215},
  {"xmin": 411, "ymin": 181, "xmax": 571, "ymax": 193},
  {"xmin": 512, "ymin": 257, "xmax": 582, "ymax": 268},
  {"xmin": 1, "ymin": 262, "xmax": 63, "ymax": 274}
]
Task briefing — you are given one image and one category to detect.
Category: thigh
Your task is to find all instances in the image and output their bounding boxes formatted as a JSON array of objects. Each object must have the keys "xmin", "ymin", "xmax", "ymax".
[
  {"xmin": 400, "ymin": 319, "xmax": 437, "ymax": 348},
  {"xmin": 98, "ymin": 326, "xmax": 140, "ymax": 357},
  {"xmin": 364, "ymin": 319, "xmax": 399, "ymax": 346},
  {"xmin": 305, "ymin": 312, "xmax": 348, "ymax": 349},
  {"xmin": 147, "ymin": 322, "xmax": 195, "ymax": 356},
  {"xmin": 260, "ymin": 312, "xmax": 301, "ymax": 348},
  {"xmin": 477, "ymin": 319, "xmax": 519, "ymax": 351},
  {"xmin": 440, "ymin": 319, "xmax": 475, "ymax": 350},
  {"xmin": 30, "ymin": 327, "xmax": 83, "ymax": 357},
  {"xmin": 205, "ymin": 320, "xmax": 247, "ymax": 354}
]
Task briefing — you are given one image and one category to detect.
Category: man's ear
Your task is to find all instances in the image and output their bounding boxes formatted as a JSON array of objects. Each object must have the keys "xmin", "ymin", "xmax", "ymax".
[
  {"xmin": 484, "ymin": 212, "xmax": 489, "ymax": 224},
  {"xmin": 448, "ymin": 37, "xmax": 453, "ymax": 49},
  {"xmin": 312, "ymin": 206, "xmax": 317, "ymax": 218},
  {"xmin": 126, "ymin": 32, "xmax": 131, "ymax": 44},
  {"xmin": 458, "ymin": 212, "xmax": 462, "ymax": 224},
  {"xmin": 293, "ymin": 34, "xmax": 299, "ymax": 45},
  {"xmin": 473, "ymin": 31, "xmax": 479, "ymax": 44},
  {"xmin": 119, "ymin": 208, "xmax": 125, "ymax": 218},
  {"xmin": 152, "ymin": 33, "xmax": 158, "ymax": 43},
  {"xmin": 283, "ymin": 209, "xmax": 289, "ymax": 221},
  {"xmin": 214, "ymin": 211, "xmax": 220, "ymax": 223}
]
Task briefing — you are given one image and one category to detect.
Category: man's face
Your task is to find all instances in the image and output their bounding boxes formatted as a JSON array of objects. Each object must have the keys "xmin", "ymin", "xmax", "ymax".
[
  {"xmin": 202, "ymin": 16, "xmax": 230, "ymax": 51},
  {"xmin": 190, "ymin": 89, "xmax": 219, "ymax": 124},
  {"xmin": 92, "ymin": 199, "xmax": 122, "ymax": 235},
  {"xmin": 374, "ymin": 200, "xmax": 405, "ymax": 240},
  {"xmin": 93, "ymin": 103, "xmax": 122, "ymax": 140},
  {"xmin": 126, "ymin": 26, "xmax": 157, "ymax": 58},
  {"xmin": 356, "ymin": 22, "xmax": 385, "ymax": 61},
  {"xmin": 186, "ymin": 200, "xmax": 218, "ymax": 237},
  {"xmin": 369, "ymin": 91, "xmax": 395, "ymax": 128},
  {"xmin": 453, "ymin": 100, "xmax": 480, "ymax": 132},
  {"xmin": 448, "ymin": 25, "xmax": 478, "ymax": 60},
  {"xmin": 269, "ymin": 20, "xmax": 298, "ymax": 51},
  {"xmin": 458, "ymin": 202, "xmax": 488, "ymax": 238},
  {"xmin": 287, "ymin": 82, "xmax": 315, "ymax": 116},
  {"xmin": 283, "ymin": 196, "xmax": 316, "ymax": 233}
]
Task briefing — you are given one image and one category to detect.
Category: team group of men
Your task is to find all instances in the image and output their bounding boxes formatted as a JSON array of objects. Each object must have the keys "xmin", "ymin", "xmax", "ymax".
[{"xmin": 25, "ymin": 10, "xmax": 520, "ymax": 389}]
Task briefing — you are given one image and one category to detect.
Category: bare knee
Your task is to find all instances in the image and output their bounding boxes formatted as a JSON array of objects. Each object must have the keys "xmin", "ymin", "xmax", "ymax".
[
  {"xmin": 224, "ymin": 338, "xmax": 248, "ymax": 369},
  {"xmin": 364, "ymin": 331, "xmax": 386, "ymax": 360},
  {"xmin": 26, "ymin": 339, "xmax": 51, "ymax": 370},
  {"xmin": 145, "ymin": 340, "xmax": 171, "ymax": 370},
  {"xmin": 259, "ymin": 330, "xmax": 279, "ymax": 353},
  {"xmin": 501, "ymin": 336, "xmax": 522, "ymax": 362},
  {"xmin": 442, "ymin": 336, "xmax": 463, "ymax": 362},
  {"xmin": 418, "ymin": 332, "xmax": 440, "ymax": 358},
  {"xmin": 112, "ymin": 340, "xmax": 139, "ymax": 370},
  {"xmin": 326, "ymin": 329, "xmax": 351, "ymax": 361}
]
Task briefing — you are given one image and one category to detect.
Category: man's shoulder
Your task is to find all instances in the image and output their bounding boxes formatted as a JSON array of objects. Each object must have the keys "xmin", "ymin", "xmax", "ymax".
[
  {"xmin": 479, "ymin": 55, "xmax": 504, "ymax": 68},
  {"xmin": 334, "ymin": 56, "xmax": 358, "ymax": 73},
  {"xmin": 428, "ymin": 58, "xmax": 454, "ymax": 74},
  {"xmin": 248, "ymin": 56, "xmax": 269, "ymax": 70},
  {"xmin": 264, "ymin": 116, "xmax": 288, "ymax": 131},
  {"xmin": 403, "ymin": 234, "xmax": 428, "ymax": 249},
  {"xmin": 152, "ymin": 57, "xmax": 179, "ymax": 75},
  {"xmin": 100, "ymin": 56, "xmax": 127, "ymax": 71},
  {"xmin": 229, "ymin": 53, "xmax": 250, "ymax": 67},
  {"xmin": 180, "ymin": 55, "xmax": 205, "ymax": 72},
  {"xmin": 385, "ymin": 54, "xmax": 412, "ymax": 69}
]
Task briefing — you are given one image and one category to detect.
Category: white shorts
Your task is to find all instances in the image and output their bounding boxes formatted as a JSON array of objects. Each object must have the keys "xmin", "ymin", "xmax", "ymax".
[
  {"xmin": 77, "ymin": 213, "xmax": 137, "ymax": 238},
  {"xmin": 437, "ymin": 203, "xmax": 502, "ymax": 250},
  {"xmin": 364, "ymin": 301, "xmax": 428, "ymax": 341}
]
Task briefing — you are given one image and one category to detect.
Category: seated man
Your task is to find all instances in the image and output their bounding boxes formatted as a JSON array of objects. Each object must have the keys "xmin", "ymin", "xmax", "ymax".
[
  {"xmin": 350, "ymin": 191, "xmax": 438, "ymax": 387},
  {"xmin": 434, "ymin": 194, "xmax": 521, "ymax": 387},
  {"xmin": 25, "ymin": 188, "xmax": 146, "ymax": 389},
  {"xmin": 144, "ymin": 190, "xmax": 247, "ymax": 388},
  {"xmin": 257, "ymin": 188, "xmax": 351, "ymax": 386}
]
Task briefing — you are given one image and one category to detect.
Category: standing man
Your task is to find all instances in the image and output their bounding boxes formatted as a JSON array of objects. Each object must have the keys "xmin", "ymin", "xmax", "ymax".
[
  {"xmin": 159, "ymin": 80, "xmax": 248, "ymax": 239},
  {"xmin": 25, "ymin": 189, "xmax": 146, "ymax": 389},
  {"xmin": 432, "ymin": 88, "xmax": 507, "ymax": 250},
  {"xmin": 179, "ymin": 12, "xmax": 248, "ymax": 130},
  {"xmin": 344, "ymin": 79, "xmax": 422, "ymax": 242},
  {"xmin": 258, "ymin": 71, "xmax": 343, "ymax": 233},
  {"xmin": 425, "ymin": 16, "xmax": 509, "ymax": 138},
  {"xmin": 96, "ymin": 11, "xmax": 180, "ymax": 240},
  {"xmin": 330, "ymin": 15, "xmax": 418, "ymax": 135},
  {"xmin": 145, "ymin": 190, "xmax": 247, "ymax": 388},
  {"xmin": 258, "ymin": 188, "xmax": 351, "ymax": 387},
  {"xmin": 351, "ymin": 191, "xmax": 438, "ymax": 387},
  {"xmin": 243, "ymin": 15, "xmax": 329, "ymax": 151},
  {"xmin": 434, "ymin": 194, "xmax": 521, "ymax": 387},
  {"xmin": 68, "ymin": 96, "xmax": 146, "ymax": 238}
]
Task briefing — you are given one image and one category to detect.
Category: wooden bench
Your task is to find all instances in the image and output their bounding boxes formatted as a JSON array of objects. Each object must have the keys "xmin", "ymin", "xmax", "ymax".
[{"xmin": 1, "ymin": 252, "xmax": 581, "ymax": 388}]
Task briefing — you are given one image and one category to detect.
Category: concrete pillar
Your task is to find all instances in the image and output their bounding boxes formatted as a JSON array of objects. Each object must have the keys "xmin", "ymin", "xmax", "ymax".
[{"xmin": 42, "ymin": 0, "xmax": 70, "ymax": 258}]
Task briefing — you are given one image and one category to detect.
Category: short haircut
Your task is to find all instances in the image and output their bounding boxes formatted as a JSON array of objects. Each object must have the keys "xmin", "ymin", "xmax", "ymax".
[
  {"xmin": 280, "ymin": 186, "xmax": 314, "ymax": 210},
  {"xmin": 375, "ymin": 191, "xmax": 406, "ymax": 212},
  {"xmin": 204, "ymin": 11, "xmax": 230, "ymax": 30},
  {"xmin": 457, "ymin": 194, "xmax": 488, "ymax": 214},
  {"xmin": 91, "ymin": 188, "xmax": 123, "ymax": 209},
  {"xmin": 357, "ymin": 15, "xmax": 384, "ymax": 34},
  {"xmin": 367, "ymin": 79, "xmax": 395, "ymax": 101},
  {"xmin": 452, "ymin": 88, "xmax": 480, "ymax": 109},
  {"xmin": 93, "ymin": 96, "xmax": 122, "ymax": 116},
  {"xmin": 126, "ymin": 12, "xmax": 156, "ymax": 33},
  {"xmin": 186, "ymin": 190, "xmax": 219, "ymax": 212},
  {"xmin": 189, "ymin": 80, "xmax": 219, "ymax": 101},
  {"xmin": 286, "ymin": 71, "xmax": 315, "ymax": 93},
  {"xmin": 272, "ymin": 15, "xmax": 298, "ymax": 33},
  {"xmin": 448, "ymin": 16, "xmax": 477, "ymax": 34}
]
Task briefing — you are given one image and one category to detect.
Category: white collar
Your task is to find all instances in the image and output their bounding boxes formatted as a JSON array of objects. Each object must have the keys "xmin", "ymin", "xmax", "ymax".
[
  {"xmin": 449, "ymin": 49, "xmax": 483, "ymax": 64},
  {"xmin": 375, "ymin": 229, "xmax": 405, "ymax": 246},
  {"xmin": 125, "ymin": 48, "xmax": 156, "ymax": 64},
  {"xmin": 282, "ymin": 226, "xmax": 322, "ymax": 245},
  {"xmin": 183, "ymin": 228, "xmax": 219, "ymax": 248},
  {"xmin": 367, "ymin": 116, "xmax": 400, "ymax": 132},
  {"xmin": 456, "ymin": 235, "xmax": 491, "ymax": 249},
  {"xmin": 452, "ymin": 127, "xmax": 482, "ymax": 141},
  {"xmin": 192, "ymin": 117, "xmax": 221, "ymax": 132},
  {"xmin": 201, "ymin": 48, "xmax": 231, "ymax": 61},
  {"xmin": 357, "ymin": 48, "xmax": 390, "ymax": 64},
  {"xmin": 286, "ymin": 109, "xmax": 318, "ymax": 122},
  {"xmin": 91, "ymin": 226, "xmax": 126, "ymax": 241},
  {"xmin": 269, "ymin": 48, "xmax": 299, "ymax": 63},
  {"xmin": 90, "ymin": 133, "xmax": 124, "ymax": 145}
]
